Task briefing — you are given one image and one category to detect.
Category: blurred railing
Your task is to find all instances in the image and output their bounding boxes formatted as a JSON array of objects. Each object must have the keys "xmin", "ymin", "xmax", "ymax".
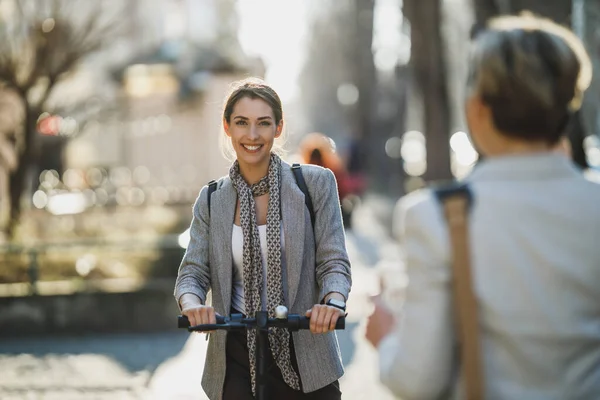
[{"xmin": 0, "ymin": 235, "xmax": 185, "ymax": 297}]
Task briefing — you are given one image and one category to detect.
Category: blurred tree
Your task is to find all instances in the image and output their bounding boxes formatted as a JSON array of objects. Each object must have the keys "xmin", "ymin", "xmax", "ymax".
[
  {"xmin": 299, "ymin": 0, "xmax": 377, "ymax": 185},
  {"xmin": 472, "ymin": 0, "xmax": 596, "ymax": 169},
  {"xmin": 351, "ymin": 0, "xmax": 377, "ymax": 178},
  {"xmin": 299, "ymin": 2, "xmax": 354, "ymax": 142},
  {"xmin": 572, "ymin": 0, "xmax": 600, "ymax": 169},
  {"xmin": 404, "ymin": 0, "xmax": 453, "ymax": 182},
  {"xmin": 473, "ymin": 0, "xmax": 572, "ymax": 26},
  {"xmin": 0, "ymin": 0, "xmax": 122, "ymax": 239}
]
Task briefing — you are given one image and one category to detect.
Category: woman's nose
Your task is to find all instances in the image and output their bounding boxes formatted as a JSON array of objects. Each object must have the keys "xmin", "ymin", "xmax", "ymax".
[{"xmin": 248, "ymin": 125, "xmax": 259, "ymax": 139}]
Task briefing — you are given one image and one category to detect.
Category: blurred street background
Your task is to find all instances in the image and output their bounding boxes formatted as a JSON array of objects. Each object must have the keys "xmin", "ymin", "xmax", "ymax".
[{"xmin": 0, "ymin": 0, "xmax": 599, "ymax": 399}]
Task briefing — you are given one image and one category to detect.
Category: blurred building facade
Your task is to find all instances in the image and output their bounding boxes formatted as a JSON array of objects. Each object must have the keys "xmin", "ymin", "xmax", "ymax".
[{"xmin": 54, "ymin": 0, "xmax": 265, "ymax": 211}]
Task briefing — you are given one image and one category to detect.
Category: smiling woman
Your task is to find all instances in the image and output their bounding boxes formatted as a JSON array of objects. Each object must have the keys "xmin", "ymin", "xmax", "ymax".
[{"xmin": 174, "ymin": 77, "xmax": 351, "ymax": 400}]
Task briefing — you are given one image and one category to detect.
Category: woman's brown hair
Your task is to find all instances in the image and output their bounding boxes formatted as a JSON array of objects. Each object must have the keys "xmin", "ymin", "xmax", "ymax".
[{"xmin": 222, "ymin": 77, "xmax": 283, "ymax": 125}]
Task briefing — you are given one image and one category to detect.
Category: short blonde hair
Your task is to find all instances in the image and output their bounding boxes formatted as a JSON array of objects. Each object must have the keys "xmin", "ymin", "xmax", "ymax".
[{"xmin": 468, "ymin": 13, "xmax": 592, "ymax": 143}]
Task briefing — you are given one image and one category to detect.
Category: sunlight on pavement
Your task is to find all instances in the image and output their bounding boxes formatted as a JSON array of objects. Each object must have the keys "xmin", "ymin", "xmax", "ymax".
[
  {"xmin": 0, "ymin": 353, "xmax": 149, "ymax": 399},
  {"xmin": 340, "ymin": 321, "xmax": 396, "ymax": 400},
  {"xmin": 147, "ymin": 333, "xmax": 209, "ymax": 400}
]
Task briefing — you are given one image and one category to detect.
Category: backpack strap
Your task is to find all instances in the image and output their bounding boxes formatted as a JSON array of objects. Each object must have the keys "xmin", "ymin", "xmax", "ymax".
[
  {"xmin": 207, "ymin": 180, "xmax": 218, "ymax": 217},
  {"xmin": 434, "ymin": 183, "xmax": 484, "ymax": 400},
  {"xmin": 291, "ymin": 164, "xmax": 316, "ymax": 228}
]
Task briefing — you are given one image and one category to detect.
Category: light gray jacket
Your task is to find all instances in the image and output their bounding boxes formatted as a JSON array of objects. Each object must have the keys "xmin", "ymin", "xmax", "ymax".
[
  {"xmin": 379, "ymin": 154, "xmax": 600, "ymax": 399},
  {"xmin": 174, "ymin": 162, "xmax": 352, "ymax": 399}
]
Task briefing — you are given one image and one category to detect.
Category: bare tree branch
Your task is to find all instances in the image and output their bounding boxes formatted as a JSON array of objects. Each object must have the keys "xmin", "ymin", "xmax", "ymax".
[
  {"xmin": 0, "ymin": 0, "xmax": 126, "ymax": 238},
  {"xmin": 49, "ymin": 95, "xmax": 120, "ymax": 140}
]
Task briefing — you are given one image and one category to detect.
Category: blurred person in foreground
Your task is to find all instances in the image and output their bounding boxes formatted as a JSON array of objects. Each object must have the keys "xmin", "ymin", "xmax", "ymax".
[
  {"xmin": 298, "ymin": 132, "xmax": 359, "ymax": 228},
  {"xmin": 174, "ymin": 78, "xmax": 351, "ymax": 399},
  {"xmin": 365, "ymin": 13, "xmax": 600, "ymax": 400}
]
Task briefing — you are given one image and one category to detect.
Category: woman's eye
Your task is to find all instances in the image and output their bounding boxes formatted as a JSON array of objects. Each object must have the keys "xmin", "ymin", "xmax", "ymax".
[
  {"xmin": 235, "ymin": 120, "xmax": 247, "ymax": 126},
  {"xmin": 260, "ymin": 121, "xmax": 271, "ymax": 126}
]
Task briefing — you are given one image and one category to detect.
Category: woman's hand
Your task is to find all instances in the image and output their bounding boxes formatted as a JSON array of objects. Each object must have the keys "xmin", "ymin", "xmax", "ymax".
[
  {"xmin": 181, "ymin": 304, "xmax": 218, "ymax": 332},
  {"xmin": 365, "ymin": 294, "xmax": 396, "ymax": 348},
  {"xmin": 305, "ymin": 304, "xmax": 345, "ymax": 334},
  {"xmin": 179, "ymin": 294, "xmax": 218, "ymax": 333}
]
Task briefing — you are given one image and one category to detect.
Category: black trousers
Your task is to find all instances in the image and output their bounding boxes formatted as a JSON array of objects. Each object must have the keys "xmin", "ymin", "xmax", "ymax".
[{"xmin": 222, "ymin": 328, "xmax": 342, "ymax": 399}]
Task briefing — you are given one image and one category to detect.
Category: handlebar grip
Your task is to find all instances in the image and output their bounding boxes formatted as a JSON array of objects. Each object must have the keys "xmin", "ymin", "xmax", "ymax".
[
  {"xmin": 178, "ymin": 315, "xmax": 190, "ymax": 328},
  {"xmin": 298, "ymin": 316, "xmax": 345, "ymax": 330},
  {"xmin": 177, "ymin": 315, "xmax": 226, "ymax": 328}
]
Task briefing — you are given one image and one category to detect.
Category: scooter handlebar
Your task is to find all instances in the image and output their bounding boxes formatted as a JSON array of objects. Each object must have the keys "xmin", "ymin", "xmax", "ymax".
[{"xmin": 177, "ymin": 314, "xmax": 345, "ymax": 331}]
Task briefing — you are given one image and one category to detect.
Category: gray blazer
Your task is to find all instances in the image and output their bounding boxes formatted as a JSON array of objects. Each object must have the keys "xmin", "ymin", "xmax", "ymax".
[
  {"xmin": 174, "ymin": 161, "xmax": 352, "ymax": 399},
  {"xmin": 378, "ymin": 154, "xmax": 600, "ymax": 399}
]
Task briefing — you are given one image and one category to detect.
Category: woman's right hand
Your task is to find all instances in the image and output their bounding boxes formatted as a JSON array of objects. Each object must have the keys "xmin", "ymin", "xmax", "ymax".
[
  {"xmin": 181, "ymin": 304, "xmax": 218, "ymax": 331},
  {"xmin": 179, "ymin": 294, "xmax": 218, "ymax": 332}
]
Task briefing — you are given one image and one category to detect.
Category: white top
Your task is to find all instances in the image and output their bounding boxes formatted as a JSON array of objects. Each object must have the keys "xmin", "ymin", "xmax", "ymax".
[{"xmin": 231, "ymin": 223, "xmax": 286, "ymax": 314}]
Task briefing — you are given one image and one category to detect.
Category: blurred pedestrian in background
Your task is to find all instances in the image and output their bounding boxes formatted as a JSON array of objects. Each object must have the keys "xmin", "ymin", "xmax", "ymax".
[
  {"xmin": 298, "ymin": 132, "xmax": 364, "ymax": 228},
  {"xmin": 366, "ymin": 13, "xmax": 600, "ymax": 400}
]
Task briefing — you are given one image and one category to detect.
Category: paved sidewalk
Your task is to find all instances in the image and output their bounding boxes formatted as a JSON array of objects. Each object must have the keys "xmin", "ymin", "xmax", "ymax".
[{"xmin": 0, "ymin": 332, "xmax": 186, "ymax": 399}]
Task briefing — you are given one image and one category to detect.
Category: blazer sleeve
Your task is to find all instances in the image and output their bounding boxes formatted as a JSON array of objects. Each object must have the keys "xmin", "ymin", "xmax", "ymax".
[
  {"xmin": 378, "ymin": 191, "xmax": 455, "ymax": 399},
  {"xmin": 173, "ymin": 185, "xmax": 212, "ymax": 309},
  {"xmin": 312, "ymin": 168, "xmax": 352, "ymax": 302}
]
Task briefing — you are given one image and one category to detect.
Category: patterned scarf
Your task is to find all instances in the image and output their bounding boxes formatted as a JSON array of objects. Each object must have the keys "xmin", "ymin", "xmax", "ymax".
[{"xmin": 229, "ymin": 153, "xmax": 301, "ymax": 394}]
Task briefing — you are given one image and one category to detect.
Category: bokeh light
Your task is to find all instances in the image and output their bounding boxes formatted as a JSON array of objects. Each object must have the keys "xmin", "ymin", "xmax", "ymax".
[
  {"xmin": 401, "ymin": 131, "xmax": 427, "ymax": 177},
  {"xmin": 32, "ymin": 190, "xmax": 48, "ymax": 209},
  {"xmin": 133, "ymin": 166, "xmax": 151, "ymax": 185},
  {"xmin": 385, "ymin": 137, "xmax": 403, "ymax": 159},
  {"xmin": 450, "ymin": 131, "xmax": 478, "ymax": 166},
  {"xmin": 337, "ymin": 83, "xmax": 359, "ymax": 106},
  {"xmin": 40, "ymin": 170, "xmax": 60, "ymax": 188},
  {"xmin": 46, "ymin": 192, "xmax": 87, "ymax": 215}
]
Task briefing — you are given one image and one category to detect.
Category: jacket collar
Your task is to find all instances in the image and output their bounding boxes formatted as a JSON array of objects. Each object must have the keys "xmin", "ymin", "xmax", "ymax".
[{"xmin": 465, "ymin": 153, "xmax": 583, "ymax": 183}]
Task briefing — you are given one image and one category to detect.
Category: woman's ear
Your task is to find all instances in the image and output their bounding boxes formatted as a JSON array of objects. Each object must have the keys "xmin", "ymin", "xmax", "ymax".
[
  {"xmin": 223, "ymin": 118, "xmax": 231, "ymax": 137},
  {"xmin": 465, "ymin": 94, "xmax": 489, "ymax": 132},
  {"xmin": 275, "ymin": 120, "xmax": 283, "ymax": 138}
]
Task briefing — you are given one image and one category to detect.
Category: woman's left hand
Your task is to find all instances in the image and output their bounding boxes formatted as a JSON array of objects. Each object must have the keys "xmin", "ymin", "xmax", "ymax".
[
  {"xmin": 365, "ymin": 294, "xmax": 396, "ymax": 348},
  {"xmin": 305, "ymin": 304, "xmax": 345, "ymax": 334}
]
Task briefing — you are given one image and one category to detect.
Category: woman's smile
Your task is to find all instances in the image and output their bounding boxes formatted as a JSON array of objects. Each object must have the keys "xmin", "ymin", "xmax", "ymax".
[{"xmin": 242, "ymin": 144, "xmax": 263, "ymax": 153}]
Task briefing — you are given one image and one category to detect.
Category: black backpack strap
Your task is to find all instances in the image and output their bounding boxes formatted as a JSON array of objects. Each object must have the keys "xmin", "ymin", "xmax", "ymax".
[
  {"xmin": 207, "ymin": 180, "xmax": 218, "ymax": 217},
  {"xmin": 291, "ymin": 164, "xmax": 316, "ymax": 228}
]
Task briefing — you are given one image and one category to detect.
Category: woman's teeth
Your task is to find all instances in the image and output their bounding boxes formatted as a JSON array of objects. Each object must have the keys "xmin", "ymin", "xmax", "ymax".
[{"xmin": 243, "ymin": 145, "xmax": 261, "ymax": 151}]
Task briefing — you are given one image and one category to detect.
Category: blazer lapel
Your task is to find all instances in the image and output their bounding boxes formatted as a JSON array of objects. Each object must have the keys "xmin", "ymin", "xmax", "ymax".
[
  {"xmin": 212, "ymin": 180, "xmax": 236, "ymax": 313},
  {"xmin": 281, "ymin": 165, "xmax": 306, "ymax": 308}
]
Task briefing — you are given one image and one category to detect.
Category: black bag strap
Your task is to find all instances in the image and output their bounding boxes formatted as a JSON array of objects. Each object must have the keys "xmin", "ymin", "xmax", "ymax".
[
  {"xmin": 291, "ymin": 163, "xmax": 316, "ymax": 228},
  {"xmin": 207, "ymin": 180, "xmax": 218, "ymax": 217}
]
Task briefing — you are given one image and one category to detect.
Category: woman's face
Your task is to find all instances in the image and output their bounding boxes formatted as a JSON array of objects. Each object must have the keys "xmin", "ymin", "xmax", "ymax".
[{"xmin": 224, "ymin": 96, "xmax": 282, "ymax": 170}]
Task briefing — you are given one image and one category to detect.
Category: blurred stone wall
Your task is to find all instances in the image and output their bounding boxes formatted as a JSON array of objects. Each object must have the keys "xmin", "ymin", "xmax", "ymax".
[{"xmin": 0, "ymin": 281, "xmax": 179, "ymax": 337}]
